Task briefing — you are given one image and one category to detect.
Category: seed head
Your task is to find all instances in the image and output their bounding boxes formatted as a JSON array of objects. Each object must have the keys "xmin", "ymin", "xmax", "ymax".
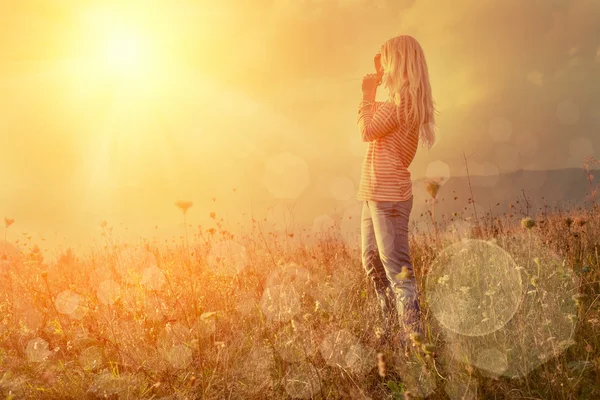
[
  {"xmin": 521, "ymin": 217, "xmax": 536, "ymax": 229},
  {"xmin": 425, "ymin": 179, "xmax": 442, "ymax": 199},
  {"xmin": 4, "ymin": 218, "xmax": 14, "ymax": 228}
]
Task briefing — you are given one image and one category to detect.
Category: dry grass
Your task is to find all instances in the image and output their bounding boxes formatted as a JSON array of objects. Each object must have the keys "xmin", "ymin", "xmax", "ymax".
[{"xmin": 1, "ymin": 198, "xmax": 599, "ymax": 399}]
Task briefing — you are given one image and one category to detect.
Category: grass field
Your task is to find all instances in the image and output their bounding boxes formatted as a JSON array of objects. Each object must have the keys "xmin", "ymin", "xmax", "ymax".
[{"xmin": 1, "ymin": 191, "xmax": 599, "ymax": 399}]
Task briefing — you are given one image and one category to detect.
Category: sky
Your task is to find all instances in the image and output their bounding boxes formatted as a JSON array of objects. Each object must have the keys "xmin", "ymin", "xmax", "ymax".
[{"xmin": 0, "ymin": 0, "xmax": 599, "ymax": 250}]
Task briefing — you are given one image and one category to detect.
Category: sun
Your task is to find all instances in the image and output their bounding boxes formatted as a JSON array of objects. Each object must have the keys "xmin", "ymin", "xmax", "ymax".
[
  {"xmin": 102, "ymin": 28, "xmax": 152, "ymax": 79},
  {"xmin": 79, "ymin": 6, "xmax": 165, "ymax": 86}
]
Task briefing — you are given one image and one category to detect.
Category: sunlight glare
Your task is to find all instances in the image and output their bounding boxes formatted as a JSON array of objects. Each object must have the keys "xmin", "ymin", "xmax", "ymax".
[{"xmin": 102, "ymin": 29, "xmax": 151, "ymax": 79}]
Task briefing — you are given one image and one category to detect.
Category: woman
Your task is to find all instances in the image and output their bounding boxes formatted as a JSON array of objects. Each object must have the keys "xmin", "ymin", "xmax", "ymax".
[{"xmin": 357, "ymin": 35, "xmax": 437, "ymax": 349}]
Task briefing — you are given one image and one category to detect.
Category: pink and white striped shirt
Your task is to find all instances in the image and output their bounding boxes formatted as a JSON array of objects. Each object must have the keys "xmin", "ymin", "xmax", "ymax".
[{"xmin": 356, "ymin": 92, "xmax": 419, "ymax": 202}]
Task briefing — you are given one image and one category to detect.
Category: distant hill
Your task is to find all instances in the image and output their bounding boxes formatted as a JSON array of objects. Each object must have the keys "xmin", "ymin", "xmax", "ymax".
[{"xmin": 409, "ymin": 168, "xmax": 598, "ymax": 221}]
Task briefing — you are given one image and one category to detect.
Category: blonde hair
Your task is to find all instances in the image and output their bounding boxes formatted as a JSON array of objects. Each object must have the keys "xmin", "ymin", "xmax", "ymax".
[{"xmin": 380, "ymin": 35, "xmax": 437, "ymax": 149}]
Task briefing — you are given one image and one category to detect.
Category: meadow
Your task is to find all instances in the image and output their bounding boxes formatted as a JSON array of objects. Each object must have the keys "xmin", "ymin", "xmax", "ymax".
[{"xmin": 1, "ymin": 175, "xmax": 600, "ymax": 400}]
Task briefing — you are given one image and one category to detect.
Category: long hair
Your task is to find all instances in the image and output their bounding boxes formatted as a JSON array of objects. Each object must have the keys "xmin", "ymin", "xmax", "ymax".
[{"xmin": 380, "ymin": 35, "xmax": 437, "ymax": 149}]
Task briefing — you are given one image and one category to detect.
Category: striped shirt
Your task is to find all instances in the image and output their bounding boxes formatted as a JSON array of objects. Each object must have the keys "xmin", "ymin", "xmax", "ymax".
[{"xmin": 356, "ymin": 92, "xmax": 419, "ymax": 202}]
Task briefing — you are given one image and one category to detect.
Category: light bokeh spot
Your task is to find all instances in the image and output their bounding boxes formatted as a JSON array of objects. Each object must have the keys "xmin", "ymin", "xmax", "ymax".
[
  {"xmin": 265, "ymin": 262, "xmax": 312, "ymax": 296},
  {"xmin": 240, "ymin": 345, "xmax": 275, "ymax": 390},
  {"xmin": 55, "ymin": 290, "xmax": 81, "ymax": 316},
  {"xmin": 143, "ymin": 295, "xmax": 169, "ymax": 321},
  {"xmin": 235, "ymin": 291, "xmax": 260, "ymax": 316},
  {"xmin": 329, "ymin": 176, "xmax": 355, "ymax": 201},
  {"xmin": 97, "ymin": 279, "xmax": 121, "ymax": 305},
  {"xmin": 193, "ymin": 312, "xmax": 217, "ymax": 338},
  {"xmin": 282, "ymin": 361, "xmax": 322, "ymax": 399},
  {"xmin": 156, "ymin": 322, "xmax": 194, "ymax": 369},
  {"xmin": 79, "ymin": 346, "xmax": 103, "ymax": 371},
  {"xmin": 345, "ymin": 343, "xmax": 376, "ymax": 376},
  {"xmin": 117, "ymin": 247, "xmax": 158, "ymax": 284},
  {"xmin": 494, "ymin": 146, "xmax": 520, "ymax": 172},
  {"xmin": 569, "ymin": 137, "xmax": 594, "ymax": 162},
  {"xmin": 488, "ymin": 117, "xmax": 512, "ymax": 142},
  {"xmin": 557, "ymin": 99, "xmax": 580, "ymax": 125},
  {"xmin": 400, "ymin": 356, "xmax": 438, "ymax": 398},
  {"xmin": 425, "ymin": 160, "xmax": 451, "ymax": 184},
  {"xmin": 166, "ymin": 344, "xmax": 193, "ymax": 369},
  {"xmin": 260, "ymin": 283, "xmax": 301, "ymax": 322},
  {"xmin": 274, "ymin": 320, "xmax": 318, "ymax": 362},
  {"xmin": 439, "ymin": 234, "xmax": 578, "ymax": 378},
  {"xmin": 140, "ymin": 265, "xmax": 166, "ymax": 290},
  {"xmin": 527, "ymin": 70, "xmax": 544, "ymax": 86},
  {"xmin": 319, "ymin": 329, "xmax": 360, "ymax": 369},
  {"xmin": 444, "ymin": 378, "xmax": 478, "ymax": 400},
  {"xmin": 426, "ymin": 239, "xmax": 522, "ymax": 336},
  {"xmin": 263, "ymin": 152, "xmax": 310, "ymax": 199},
  {"xmin": 474, "ymin": 347, "xmax": 508, "ymax": 377},
  {"xmin": 207, "ymin": 240, "xmax": 248, "ymax": 276},
  {"xmin": 26, "ymin": 337, "xmax": 51, "ymax": 363},
  {"xmin": 516, "ymin": 131, "xmax": 540, "ymax": 157}
]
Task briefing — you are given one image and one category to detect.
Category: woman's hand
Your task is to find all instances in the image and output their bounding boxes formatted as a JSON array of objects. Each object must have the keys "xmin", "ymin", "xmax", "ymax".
[
  {"xmin": 374, "ymin": 53, "xmax": 383, "ymax": 76},
  {"xmin": 362, "ymin": 73, "xmax": 380, "ymax": 96}
]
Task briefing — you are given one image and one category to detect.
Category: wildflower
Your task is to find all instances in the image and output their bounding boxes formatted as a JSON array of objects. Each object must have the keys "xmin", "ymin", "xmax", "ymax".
[
  {"xmin": 175, "ymin": 201, "xmax": 193, "ymax": 214},
  {"xmin": 3, "ymin": 217, "xmax": 14, "ymax": 228},
  {"xmin": 437, "ymin": 275, "xmax": 450, "ymax": 285},
  {"xmin": 209, "ymin": 212, "xmax": 216, "ymax": 219},
  {"xmin": 521, "ymin": 217, "xmax": 535, "ymax": 229}
]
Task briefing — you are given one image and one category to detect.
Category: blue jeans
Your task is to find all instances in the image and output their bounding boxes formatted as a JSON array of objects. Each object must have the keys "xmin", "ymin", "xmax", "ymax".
[{"xmin": 361, "ymin": 197, "xmax": 422, "ymax": 342}]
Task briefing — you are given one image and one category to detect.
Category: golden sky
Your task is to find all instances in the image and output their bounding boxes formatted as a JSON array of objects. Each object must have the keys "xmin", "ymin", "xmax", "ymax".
[{"xmin": 1, "ymin": 0, "xmax": 599, "ymax": 249}]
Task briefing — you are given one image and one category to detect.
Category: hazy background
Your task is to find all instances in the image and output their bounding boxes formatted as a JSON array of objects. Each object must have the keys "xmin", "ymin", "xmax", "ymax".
[{"xmin": 1, "ymin": 0, "xmax": 599, "ymax": 254}]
